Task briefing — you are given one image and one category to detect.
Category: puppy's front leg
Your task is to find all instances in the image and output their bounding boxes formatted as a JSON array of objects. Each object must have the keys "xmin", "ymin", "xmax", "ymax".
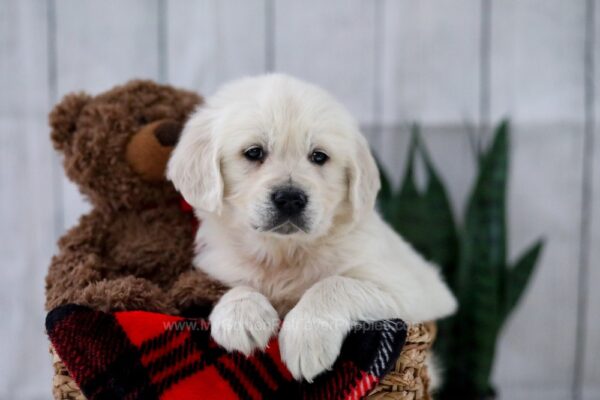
[
  {"xmin": 210, "ymin": 286, "xmax": 280, "ymax": 355},
  {"xmin": 279, "ymin": 275, "xmax": 398, "ymax": 381}
]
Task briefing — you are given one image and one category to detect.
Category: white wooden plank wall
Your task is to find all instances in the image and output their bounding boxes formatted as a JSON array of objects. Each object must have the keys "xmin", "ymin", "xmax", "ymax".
[
  {"xmin": 490, "ymin": 2, "xmax": 588, "ymax": 399},
  {"xmin": 0, "ymin": 1, "xmax": 597, "ymax": 399},
  {"xmin": 583, "ymin": 1, "xmax": 599, "ymax": 399},
  {"xmin": 0, "ymin": 3, "xmax": 57, "ymax": 399}
]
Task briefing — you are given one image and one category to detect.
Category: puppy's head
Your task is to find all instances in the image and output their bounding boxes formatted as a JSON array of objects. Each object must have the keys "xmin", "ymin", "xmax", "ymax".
[{"xmin": 168, "ymin": 74, "xmax": 380, "ymax": 239}]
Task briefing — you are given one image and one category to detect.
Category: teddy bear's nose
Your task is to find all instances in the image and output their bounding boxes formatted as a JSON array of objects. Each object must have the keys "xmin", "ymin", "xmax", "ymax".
[{"xmin": 154, "ymin": 120, "xmax": 183, "ymax": 147}]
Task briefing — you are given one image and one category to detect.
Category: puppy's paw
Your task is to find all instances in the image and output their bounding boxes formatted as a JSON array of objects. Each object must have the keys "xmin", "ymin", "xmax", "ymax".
[
  {"xmin": 209, "ymin": 287, "xmax": 279, "ymax": 356},
  {"xmin": 279, "ymin": 307, "xmax": 349, "ymax": 382}
]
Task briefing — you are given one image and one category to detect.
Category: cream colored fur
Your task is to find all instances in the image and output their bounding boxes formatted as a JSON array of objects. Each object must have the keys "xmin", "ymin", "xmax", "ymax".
[{"xmin": 168, "ymin": 74, "xmax": 457, "ymax": 382}]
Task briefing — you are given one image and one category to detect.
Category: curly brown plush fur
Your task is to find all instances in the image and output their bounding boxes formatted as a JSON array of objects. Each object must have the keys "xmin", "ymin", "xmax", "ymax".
[{"xmin": 45, "ymin": 80, "xmax": 227, "ymax": 314}]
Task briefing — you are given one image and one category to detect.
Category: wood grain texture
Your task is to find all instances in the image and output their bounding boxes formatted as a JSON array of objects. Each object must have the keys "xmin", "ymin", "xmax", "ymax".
[
  {"xmin": 54, "ymin": 0, "xmax": 161, "ymax": 231},
  {"xmin": 377, "ymin": 0, "xmax": 481, "ymax": 223},
  {"xmin": 381, "ymin": 0, "xmax": 482, "ymax": 125},
  {"xmin": 273, "ymin": 0, "xmax": 377, "ymax": 126},
  {"xmin": 0, "ymin": 2, "xmax": 54, "ymax": 398},
  {"xmin": 582, "ymin": 1, "xmax": 599, "ymax": 398},
  {"xmin": 489, "ymin": 1, "xmax": 587, "ymax": 398},
  {"xmin": 489, "ymin": 0, "xmax": 586, "ymax": 124},
  {"xmin": 166, "ymin": 0, "xmax": 267, "ymax": 96},
  {"xmin": 493, "ymin": 127, "xmax": 583, "ymax": 400}
]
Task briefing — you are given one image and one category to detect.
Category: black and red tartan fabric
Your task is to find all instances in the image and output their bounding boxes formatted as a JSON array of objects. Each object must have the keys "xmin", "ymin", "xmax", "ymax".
[{"xmin": 46, "ymin": 304, "xmax": 407, "ymax": 400}]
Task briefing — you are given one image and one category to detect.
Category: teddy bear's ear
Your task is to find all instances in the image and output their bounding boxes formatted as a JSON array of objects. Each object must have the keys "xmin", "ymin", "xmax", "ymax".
[{"xmin": 49, "ymin": 92, "xmax": 91, "ymax": 152}]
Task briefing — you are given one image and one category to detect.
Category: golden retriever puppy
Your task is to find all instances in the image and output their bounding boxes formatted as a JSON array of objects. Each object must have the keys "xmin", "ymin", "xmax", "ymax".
[{"xmin": 168, "ymin": 74, "xmax": 456, "ymax": 382}]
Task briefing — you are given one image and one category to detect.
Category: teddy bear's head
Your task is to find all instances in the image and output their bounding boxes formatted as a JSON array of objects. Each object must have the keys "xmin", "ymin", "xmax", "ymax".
[{"xmin": 50, "ymin": 80, "xmax": 202, "ymax": 209}]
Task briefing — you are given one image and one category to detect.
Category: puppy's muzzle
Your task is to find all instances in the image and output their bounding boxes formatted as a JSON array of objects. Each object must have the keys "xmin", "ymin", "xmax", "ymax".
[
  {"xmin": 266, "ymin": 186, "xmax": 309, "ymax": 234},
  {"xmin": 271, "ymin": 187, "xmax": 308, "ymax": 216}
]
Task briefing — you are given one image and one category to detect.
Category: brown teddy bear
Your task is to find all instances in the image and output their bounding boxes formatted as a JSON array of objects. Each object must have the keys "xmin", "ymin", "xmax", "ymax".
[{"xmin": 45, "ymin": 80, "xmax": 226, "ymax": 315}]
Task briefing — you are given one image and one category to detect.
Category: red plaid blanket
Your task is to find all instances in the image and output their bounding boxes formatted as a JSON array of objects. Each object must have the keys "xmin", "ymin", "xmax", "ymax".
[{"xmin": 46, "ymin": 304, "xmax": 407, "ymax": 399}]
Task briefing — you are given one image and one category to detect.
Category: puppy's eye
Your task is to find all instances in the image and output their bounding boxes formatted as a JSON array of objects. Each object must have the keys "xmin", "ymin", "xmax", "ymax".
[
  {"xmin": 244, "ymin": 146, "xmax": 265, "ymax": 162},
  {"xmin": 310, "ymin": 150, "xmax": 329, "ymax": 165}
]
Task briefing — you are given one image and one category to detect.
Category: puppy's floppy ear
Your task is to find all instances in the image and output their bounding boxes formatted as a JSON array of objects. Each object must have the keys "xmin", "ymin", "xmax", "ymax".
[
  {"xmin": 167, "ymin": 109, "xmax": 223, "ymax": 214},
  {"xmin": 348, "ymin": 134, "xmax": 380, "ymax": 220}
]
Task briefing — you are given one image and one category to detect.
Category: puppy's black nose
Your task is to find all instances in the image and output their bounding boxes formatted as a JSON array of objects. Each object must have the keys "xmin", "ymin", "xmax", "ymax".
[{"xmin": 271, "ymin": 187, "xmax": 308, "ymax": 215}]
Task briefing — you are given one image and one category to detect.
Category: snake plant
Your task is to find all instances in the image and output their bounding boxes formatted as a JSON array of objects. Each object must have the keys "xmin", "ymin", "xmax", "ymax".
[{"xmin": 377, "ymin": 121, "xmax": 544, "ymax": 399}]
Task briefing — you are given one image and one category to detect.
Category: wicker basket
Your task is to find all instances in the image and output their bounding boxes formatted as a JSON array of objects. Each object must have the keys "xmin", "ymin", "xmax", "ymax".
[
  {"xmin": 367, "ymin": 322, "xmax": 436, "ymax": 400},
  {"xmin": 50, "ymin": 322, "xmax": 436, "ymax": 400},
  {"xmin": 51, "ymin": 345, "xmax": 86, "ymax": 400}
]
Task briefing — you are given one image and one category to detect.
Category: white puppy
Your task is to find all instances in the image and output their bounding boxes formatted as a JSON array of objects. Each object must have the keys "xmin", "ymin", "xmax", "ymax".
[{"xmin": 168, "ymin": 74, "xmax": 457, "ymax": 382}]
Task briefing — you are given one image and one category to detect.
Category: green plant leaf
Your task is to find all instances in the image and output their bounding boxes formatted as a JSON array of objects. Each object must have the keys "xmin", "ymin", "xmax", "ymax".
[
  {"xmin": 375, "ymin": 155, "xmax": 393, "ymax": 218},
  {"xmin": 376, "ymin": 120, "xmax": 544, "ymax": 399},
  {"xmin": 503, "ymin": 239, "xmax": 544, "ymax": 321},
  {"xmin": 458, "ymin": 120, "xmax": 509, "ymax": 293},
  {"xmin": 451, "ymin": 120, "xmax": 510, "ymax": 394},
  {"xmin": 413, "ymin": 131, "xmax": 459, "ymax": 283},
  {"xmin": 385, "ymin": 128, "xmax": 419, "ymax": 232},
  {"xmin": 390, "ymin": 126, "xmax": 458, "ymax": 274}
]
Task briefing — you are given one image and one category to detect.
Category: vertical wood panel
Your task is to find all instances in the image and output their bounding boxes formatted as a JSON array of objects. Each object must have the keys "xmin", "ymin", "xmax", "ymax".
[
  {"xmin": 55, "ymin": 0, "xmax": 161, "ymax": 230},
  {"xmin": 489, "ymin": 0, "xmax": 586, "ymax": 124},
  {"xmin": 0, "ymin": 2, "xmax": 54, "ymax": 398},
  {"xmin": 489, "ymin": 1, "xmax": 587, "ymax": 398},
  {"xmin": 582, "ymin": 1, "xmax": 599, "ymax": 398},
  {"xmin": 495, "ymin": 129, "xmax": 584, "ymax": 400},
  {"xmin": 379, "ymin": 0, "xmax": 481, "ymax": 219},
  {"xmin": 273, "ymin": 0, "xmax": 377, "ymax": 126},
  {"xmin": 381, "ymin": 0, "xmax": 482, "ymax": 125},
  {"xmin": 166, "ymin": 0, "xmax": 266, "ymax": 95}
]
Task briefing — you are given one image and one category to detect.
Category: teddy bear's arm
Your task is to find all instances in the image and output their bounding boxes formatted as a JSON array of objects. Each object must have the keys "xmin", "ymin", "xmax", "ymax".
[
  {"xmin": 45, "ymin": 212, "xmax": 176, "ymax": 313},
  {"xmin": 45, "ymin": 210, "xmax": 225, "ymax": 314},
  {"xmin": 45, "ymin": 211, "xmax": 111, "ymax": 310}
]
